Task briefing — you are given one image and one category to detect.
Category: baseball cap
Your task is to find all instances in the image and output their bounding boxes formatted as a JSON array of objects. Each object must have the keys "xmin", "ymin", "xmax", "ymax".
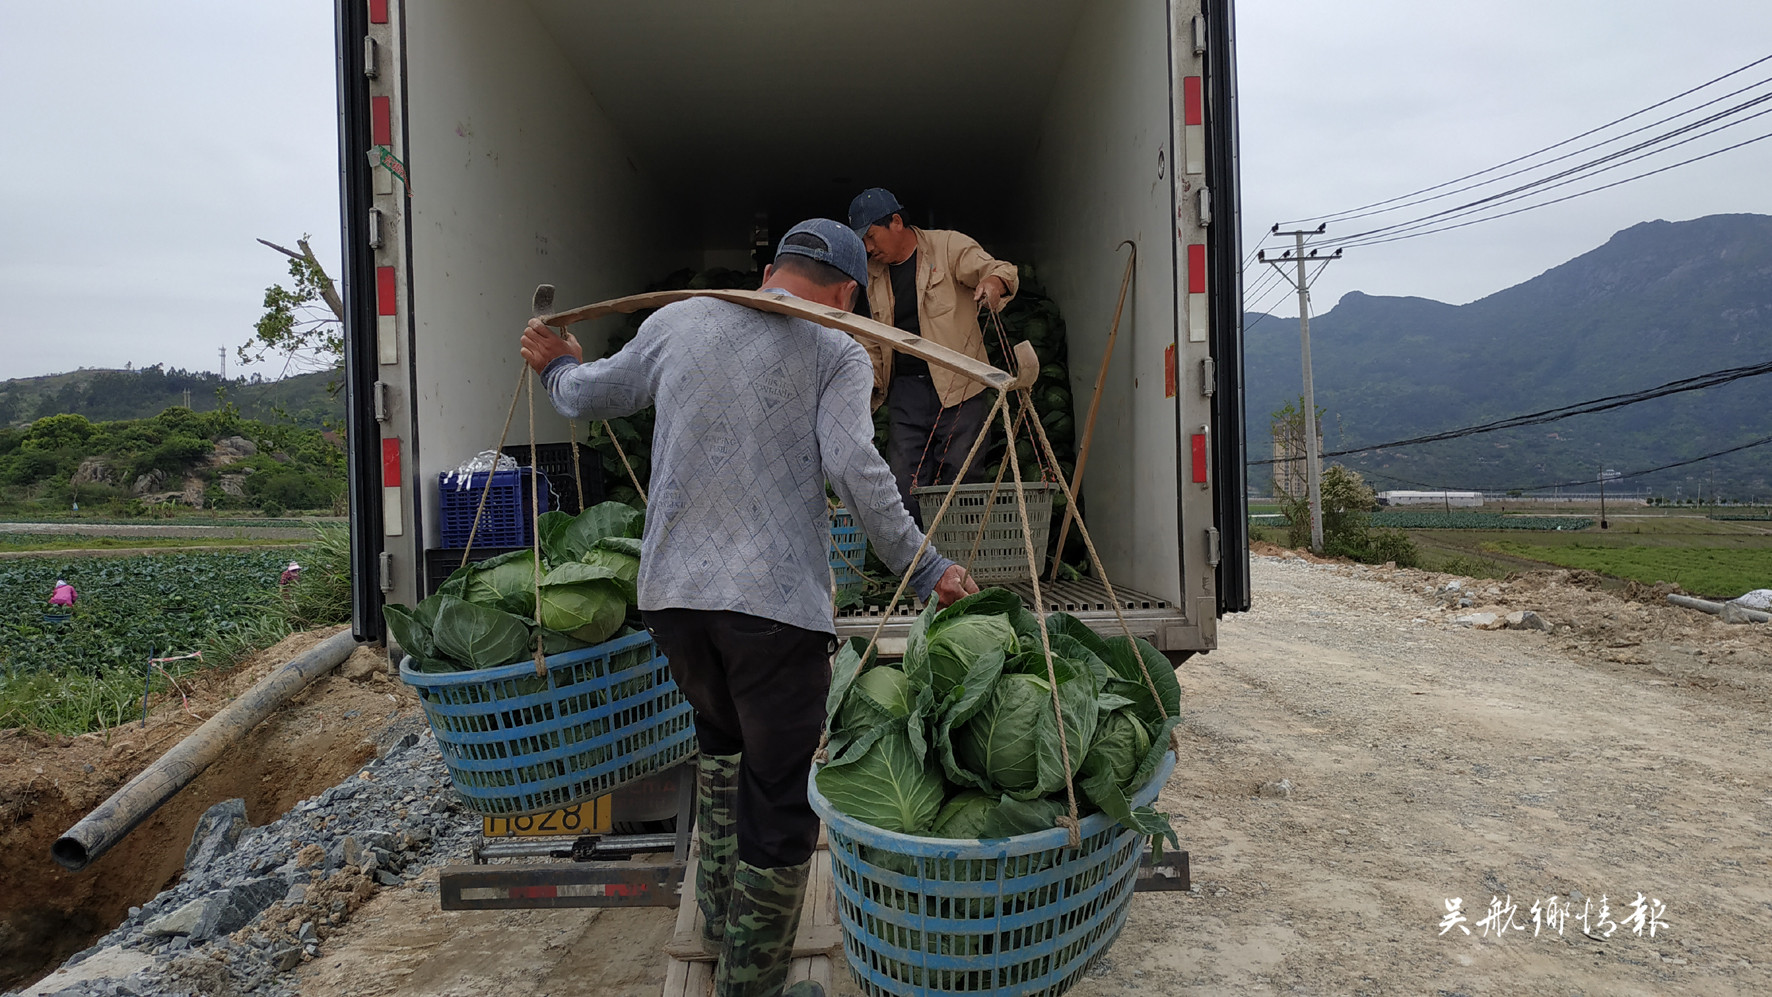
[
  {"xmin": 847, "ymin": 187, "xmax": 904, "ymax": 235},
  {"xmin": 775, "ymin": 218, "xmax": 869, "ymax": 289}
]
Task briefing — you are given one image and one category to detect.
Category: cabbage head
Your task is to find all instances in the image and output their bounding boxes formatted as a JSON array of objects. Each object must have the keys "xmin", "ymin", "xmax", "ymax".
[
  {"xmin": 427, "ymin": 594, "xmax": 534, "ymax": 669},
  {"xmin": 953, "ymin": 673, "xmax": 1051, "ymax": 793},
  {"xmin": 929, "ymin": 792, "xmax": 994, "ymax": 838},
  {"xmin": 537, "ymin": 562, "xmax": 635, "ymax": 644},
  {"xmin": 1079, "ymin": 710, "xmax": 1151, "ymax": 791},
  {"xmin": 437, "ymin": 548, "xmax": 540, "ymax": 619},
  {"xmin": 544, "ymin": 502, "xmax": 644, "ymax": 563},
  {"xmin": 815, "ymin": 727, "xmax": 945, "ymax": 834},
  {"xmin": 923, "ymin": 613, "xmax": 1018, "ymax": 700},
  {"xmin": 837, "ymin": 666, "xmax": 912, "ymax": 732},
  {"xmin": 579, "ymin": 538, "xmax": 641, "ymax": 587}
]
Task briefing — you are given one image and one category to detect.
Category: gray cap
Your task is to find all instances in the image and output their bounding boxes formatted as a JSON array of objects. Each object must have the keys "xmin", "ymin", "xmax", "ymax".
[
  {"xmin": 774, "ymin": 218, "xmax": 869, "ymax": 289},
  {"xmin": 847, "ymin": 187, "xmax": 904, "ymax": 235}
]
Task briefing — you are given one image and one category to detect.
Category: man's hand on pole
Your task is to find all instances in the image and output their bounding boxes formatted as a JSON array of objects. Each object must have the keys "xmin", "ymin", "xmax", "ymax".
[
  {"xmin": 933, "ymin": 564, "xmax": 980, "ymax": 607},
  {"xmin": 972, "ymin": 275, "xmax": 1008, "ymax": 314},
  {"xmin": 519, "ymin": 317, "xmax": 583, "ymax": 374}
]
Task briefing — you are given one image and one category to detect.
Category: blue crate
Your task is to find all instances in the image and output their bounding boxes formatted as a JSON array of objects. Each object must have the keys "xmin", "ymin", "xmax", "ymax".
[
  {"xmin": 809, "ymin": 751, "xmax": 1176, "ymax": 997},
  {"xmin": 830, "ymin": 506, "xmax": 867, "ymax": 602},
  {"xmin": 437, "ymin": 468, "xmax": 550, "ymax": 549},
  {"xmin": 399, "ymin": 629, "xmax": 696, "ymax": 816}
]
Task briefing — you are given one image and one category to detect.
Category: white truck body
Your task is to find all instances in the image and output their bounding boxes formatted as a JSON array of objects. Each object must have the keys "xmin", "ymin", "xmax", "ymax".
[{"xmin": 334, "ymin": 0, "xmax": 1250, "ymax": 654}]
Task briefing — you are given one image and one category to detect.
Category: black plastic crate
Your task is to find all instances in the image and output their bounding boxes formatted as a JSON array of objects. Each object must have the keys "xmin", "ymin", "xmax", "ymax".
[
  {"xmin": 424, "ymin": 546, "xmax": 524, "ymax": 597},
  {"xmin": 503, "ymin": 441, "xmax": 605, "ymax": 515}
]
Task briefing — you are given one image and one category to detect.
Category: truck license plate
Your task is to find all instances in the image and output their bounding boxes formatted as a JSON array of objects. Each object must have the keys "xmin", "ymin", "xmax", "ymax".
[{"xmin": 482, "ymin": 797, "xmax": 612, "ymax": 838}]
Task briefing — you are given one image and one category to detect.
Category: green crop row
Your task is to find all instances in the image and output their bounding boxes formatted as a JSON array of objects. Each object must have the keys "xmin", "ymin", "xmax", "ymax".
[{"xmin": 1369, "ymin": 512, "xmax": 1593, "ymax": 531}]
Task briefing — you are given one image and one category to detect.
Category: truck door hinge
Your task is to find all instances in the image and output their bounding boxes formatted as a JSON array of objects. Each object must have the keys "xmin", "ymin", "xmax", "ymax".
[
  {"xmin": 1200, "ymin": 357, "xmax": 1216, "ymax": 397},
  {"xmin": 1206, "ymin": 526, "xmax": 1222, "ymax": 567},
  {"xmin": 1192, "ymin": 14, "xmax": 1208, "ymax": 55},
  {"xmin": 372, "ymin": 380, "xmax": 390, "ymax": 422},
  {"xmin": 379, "ymin": 552, "xmax": 394, "ymax": 592},
  {"xmin": 1196, "ymin": 187, "xmax": 1212, "ymax": 226},
  {"xmin": 364, "ymin": 37, "xmax": 379, "ymax": 79},
  {"xmin": 367, "ymin": 207, "xmax": 384, "ymax": 250}
]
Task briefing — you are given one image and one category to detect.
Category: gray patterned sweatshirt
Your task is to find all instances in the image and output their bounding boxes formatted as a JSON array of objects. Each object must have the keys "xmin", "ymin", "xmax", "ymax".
[{"xmin": 542, "ymin": 291, "xmax": 953, "ymax": 635}]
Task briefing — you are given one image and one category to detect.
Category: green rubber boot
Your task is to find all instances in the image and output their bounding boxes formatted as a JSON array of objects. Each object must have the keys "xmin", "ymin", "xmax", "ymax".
[
  {"xmin": 715, "ymin": 859, "xmax": 811, "ymax": 997},
  {"xmin": 696, "ymin": 752, "xmax": 743, "ymax": 955}
]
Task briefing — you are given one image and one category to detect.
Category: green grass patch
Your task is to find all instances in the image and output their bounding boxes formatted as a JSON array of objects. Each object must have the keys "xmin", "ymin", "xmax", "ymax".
[
  {"xmin": 1491, "ymin": 542, "xmax": 1769, "ymax": 598},
  {"xmin": 0, "ymin": 526, "xmax": 351, "ymax": 734}
]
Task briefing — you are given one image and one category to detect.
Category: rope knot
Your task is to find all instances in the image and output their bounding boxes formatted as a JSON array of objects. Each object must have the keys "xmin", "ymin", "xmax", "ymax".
[{"xmin": 1055, "ymin": 815, "xmax": 1082, "ymax": 848}]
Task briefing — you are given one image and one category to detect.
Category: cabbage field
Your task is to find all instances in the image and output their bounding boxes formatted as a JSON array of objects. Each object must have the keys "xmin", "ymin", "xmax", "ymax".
[
  {"xmin": 0, "ymin": 550, "xmax": 295, "ymax": 672},
  {"xmin": 1368, "ymin": 512, "xmax": 1593, "ymax": 530}
]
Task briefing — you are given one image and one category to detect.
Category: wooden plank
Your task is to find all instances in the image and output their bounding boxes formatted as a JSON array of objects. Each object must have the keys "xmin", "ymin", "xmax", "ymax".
[{"xmin": 545, "ymin": 288, "xmax": 1039, "ymax": 391}]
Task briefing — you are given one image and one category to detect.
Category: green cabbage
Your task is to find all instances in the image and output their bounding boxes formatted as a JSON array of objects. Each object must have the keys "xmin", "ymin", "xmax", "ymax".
[
  {"xmin": 427, "ymin": 594, "xmax": 533, "ymax": 669},
  {"xmin": 815, "ymin": 727, "xmax": 945, "ymax": 834},
  {"xmin": 953, "ymin": 673, "xmax": 1051, "ymax": 793},
  {"xmin": 922, "ymin": 614, "xmax": 1018, "ymax": 700},
  {"xmin": 537, "ymin": 562, "xmax": 634, "ymax": 644},
  {"xmin": 544, "ymin": 501, "xmax": 644, "ymax": 563},
  {"xmin": 579, "ymin": 539, "xmax": 641, "ymax": 586},
  {"xmin": 437, "ymin": 548, "xmax": 540, "ymax": 619},
  {"xmin": 929, "ymin": 791, "xmax": 995, "ymax": 838}
]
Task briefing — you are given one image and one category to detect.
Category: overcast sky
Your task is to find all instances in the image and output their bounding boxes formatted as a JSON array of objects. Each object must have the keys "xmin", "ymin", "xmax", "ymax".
[{"xmin": 2, "ymin": 1, "xmax": 1770, "ymax": 379}]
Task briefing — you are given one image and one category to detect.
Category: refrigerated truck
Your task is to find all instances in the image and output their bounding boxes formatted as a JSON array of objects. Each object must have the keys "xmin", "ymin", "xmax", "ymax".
[{"xmin": 333, "ymin": 0, "xmax": 1250, "ymax": 660}]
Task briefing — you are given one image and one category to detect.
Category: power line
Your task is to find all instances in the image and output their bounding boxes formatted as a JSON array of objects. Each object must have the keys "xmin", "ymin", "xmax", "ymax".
[
  {"xmin": 1317, "ymin": 101, "xmax": 1772, "ymax": 250},
  {"xmin": 1343, "ymin": 434, "xmax": 1772, "ymax": 495},
  {"xmin": 1282, "ymin": 52, "xmax": 1772, "ymax": 226},
  {"xmin": 1327, "ymin": 125, "xmax": 1772, "ymax": 251},
  {"xmin": 1305, "ymin": 73, "xmax": 1772, "ymax": 227},
  {"xmin": 1249, "ymin": 358, "xmax": 1772, "ymax": 466}
]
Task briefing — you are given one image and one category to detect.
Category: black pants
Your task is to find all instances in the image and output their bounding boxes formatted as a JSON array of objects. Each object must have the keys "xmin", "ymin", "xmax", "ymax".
[
  {"xmin": 887, "ymin": 374, "xmax": 994, "ymax": 529},
  {"xmin": 643, "ymin": 608, "xmax": 833, "ymax": 868}
]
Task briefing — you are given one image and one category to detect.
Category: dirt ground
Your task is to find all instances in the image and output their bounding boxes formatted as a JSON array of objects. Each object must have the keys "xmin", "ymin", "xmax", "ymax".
[
  {"xmin": 0, "ymin": 630, "xmax": 420, "ymax": 991},
  {"xmin": 278, "ymin": 552, "xmax": 1770, "ymax": 997},
  {"xmin": 9, "ymin": 552, "xmax": 1769, "ymax": 996}
]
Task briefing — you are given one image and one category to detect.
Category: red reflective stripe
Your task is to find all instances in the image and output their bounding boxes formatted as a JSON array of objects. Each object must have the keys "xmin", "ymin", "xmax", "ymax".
[
  {"xmin": 1163, "ymin": 345, "xmax": 1177, "ymax": 399},
  {"xmin": 1184, "ymin": 77, "xmax": 1203, "ymax": 126},
  {"xmin": 371, "ymin": 96, "xmax": 392, "ymax": 146},
  {"xmin": 382, "ymin": 438, "xmax": 401, "ymax": 487},
  {"xmin": 508, "ymin": 885, "xmax": 558, "ymax": 900},
  {"xmin": 376, "ymin": 266, "xmax": 396, "ymax": 316},
  {"xmin": 1191, "ymin": 434, "xmax": 1208, "ymax": 483},
  {"xmin": 368, "ymin": 0, "xmax": 388, "ymax": 24},
  {"xmin": 1187, "ymin": 244, "xmax": 1207, "ymax": 294}
]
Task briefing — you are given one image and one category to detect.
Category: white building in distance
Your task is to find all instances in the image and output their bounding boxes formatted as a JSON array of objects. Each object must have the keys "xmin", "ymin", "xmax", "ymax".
[{"xmin": 1377, "ymin": 490, "xmax": 1484, "ymax": 507}]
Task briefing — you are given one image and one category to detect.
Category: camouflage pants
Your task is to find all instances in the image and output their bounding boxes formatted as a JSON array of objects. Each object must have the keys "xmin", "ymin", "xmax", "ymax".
[
  {"xmin": 697, "ymin": 751, "xmax": 742, "ymax": 953},
  {"xmin": 716, "ymin": 859, "xmax": 811, "ymax": 997}
]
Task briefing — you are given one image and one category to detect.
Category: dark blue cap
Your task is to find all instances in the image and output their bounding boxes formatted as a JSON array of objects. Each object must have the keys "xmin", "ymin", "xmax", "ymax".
[
  {"xmin": 847, "ymin": 187, "xmax": 904, "ymax": 235},
  {"xmin": 775, "ymin": 218, "xmax": 869, "ymax": 289}
]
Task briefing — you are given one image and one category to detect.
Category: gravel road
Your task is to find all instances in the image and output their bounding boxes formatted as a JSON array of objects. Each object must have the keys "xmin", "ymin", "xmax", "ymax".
[{"xmin": 21, "ymin": 553, "xmax": 1765, "ymax": 996}]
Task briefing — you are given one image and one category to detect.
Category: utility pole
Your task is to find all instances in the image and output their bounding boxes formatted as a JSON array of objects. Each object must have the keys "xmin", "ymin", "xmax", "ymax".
[
  {"xmin": 1598, "ymin": 464, "xmax": 1609, "ymax": 530},
  {"xmin": 1260, "ymin": 225, "xmax": 1342, "ymax": 553},
  {"xmin": 220, "ymin": 347, "xmax": 227, "ymax": 382}
]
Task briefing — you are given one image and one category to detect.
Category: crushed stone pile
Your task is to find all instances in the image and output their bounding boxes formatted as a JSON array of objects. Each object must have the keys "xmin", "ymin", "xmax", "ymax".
[{"xmin": 15, "ymin": 716, "xmax": 479, "ymax": 997}]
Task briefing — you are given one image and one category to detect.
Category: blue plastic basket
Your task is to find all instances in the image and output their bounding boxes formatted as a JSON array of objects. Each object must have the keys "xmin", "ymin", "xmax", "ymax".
[
  {"xmin": 398, "ymin": 629, "xmax": 695, "ymax": 816},
  {"xmin": 830, "ymin": 507, "xmax": 867, "ymax": 602},
  {"xmin": 809, "ymin": 752, "xmax": 1176, "ymax": 997},
  {"xmin": 437, "ymin": 468, "xmax": 550, "ymax": 549}
]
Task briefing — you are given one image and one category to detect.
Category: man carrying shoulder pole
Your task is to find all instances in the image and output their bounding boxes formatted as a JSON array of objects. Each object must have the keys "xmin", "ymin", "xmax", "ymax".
[
  {"xmin": 520, "ymin": 219, "xmax": 977, "ymax": 997},
  {"xmin": 847, "ymin": 187, "xmax": 1019, "ymax": 526}
]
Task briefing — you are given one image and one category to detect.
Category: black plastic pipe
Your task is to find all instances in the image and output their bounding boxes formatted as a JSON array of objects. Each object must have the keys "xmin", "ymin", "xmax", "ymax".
[{"xmin": 52, "ymin": 631, "xmax": 360, "ymax": 871}]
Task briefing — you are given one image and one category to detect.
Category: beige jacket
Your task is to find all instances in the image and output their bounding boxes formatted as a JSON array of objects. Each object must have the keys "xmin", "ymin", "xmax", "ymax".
[{"xmin": 861, "ymin": 227, "xmax": 1020, "ymax": 410}]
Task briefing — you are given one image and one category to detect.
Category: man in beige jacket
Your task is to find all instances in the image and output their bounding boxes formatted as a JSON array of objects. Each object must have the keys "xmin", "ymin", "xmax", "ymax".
[{"xmin": 847, "ymin": 187, "xmax": 1019, "ymax": 525}]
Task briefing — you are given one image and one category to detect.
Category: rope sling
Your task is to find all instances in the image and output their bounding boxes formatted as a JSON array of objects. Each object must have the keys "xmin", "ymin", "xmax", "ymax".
[{"xmin": 457, "ymin": 285, "xmax": 1177, "ymax": 843}]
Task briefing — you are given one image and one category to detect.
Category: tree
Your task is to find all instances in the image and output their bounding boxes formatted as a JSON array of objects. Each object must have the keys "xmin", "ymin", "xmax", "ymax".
[
  {"xmin": 1281, "ymin": 464, "xmax": 1419, "ymax": 566},
  {"xmin": 240, "ymin": 236, "xmax": 345, "ymax": 380}
]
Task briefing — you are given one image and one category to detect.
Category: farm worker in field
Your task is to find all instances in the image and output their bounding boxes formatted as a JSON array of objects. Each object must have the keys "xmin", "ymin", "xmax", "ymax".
[
  {"xmin": 49, "ymin": 578, "xmax": 78, "ymax": 607},
  {"xmin": 521, "ymin": 218, "xmax": 976, "ymax": 997},
  {"xmin": 279, "ymin": 561, "xmax": 302, "ymax": 588},
  {"xmin": 847, "ymin": 187, "xmax": 1019, "ymax": 526}
]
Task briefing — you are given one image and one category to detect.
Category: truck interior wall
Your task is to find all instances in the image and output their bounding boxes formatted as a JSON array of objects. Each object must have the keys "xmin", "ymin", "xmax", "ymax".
[
  {"xmin": 1024, "ymin": 0, "xmax": 1183, "ymax": 605},
  {"xmin": 405, "ymin": 0, "xmax": 685, "ymax": 537}
]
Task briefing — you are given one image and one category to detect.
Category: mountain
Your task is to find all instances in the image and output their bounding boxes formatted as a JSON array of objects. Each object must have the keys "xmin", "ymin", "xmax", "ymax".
[
  {"xmin": 0, "ymin": 366, "xmax": 342, "ymax": 429},
  {"xmin": 1243, "ymin": 213, "xmax": 1772, "ymax": 498}
]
